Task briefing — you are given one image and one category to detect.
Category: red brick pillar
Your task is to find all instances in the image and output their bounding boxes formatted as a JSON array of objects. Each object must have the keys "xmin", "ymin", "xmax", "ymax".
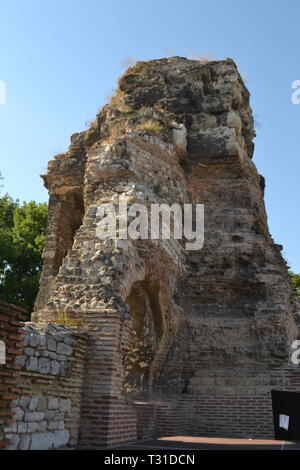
[{"xmin": 78, "ymin": 311, "xmax": 137, "ymax": 449}]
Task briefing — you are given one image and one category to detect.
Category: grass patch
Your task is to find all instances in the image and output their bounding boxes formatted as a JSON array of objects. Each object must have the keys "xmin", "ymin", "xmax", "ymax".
[
  {"xmin": 135, "ymin": 120, "xmax": 163, "ymax": 135},
  {"xmin": 57, "ymin": 312, "xmax": 80, "ymax": 327}
]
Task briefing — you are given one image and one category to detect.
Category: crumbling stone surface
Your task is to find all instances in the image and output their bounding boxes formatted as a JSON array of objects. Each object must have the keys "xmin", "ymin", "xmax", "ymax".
[{"xmin": 32, "ymin": 57, "xmax": 300, "ymax": 445}]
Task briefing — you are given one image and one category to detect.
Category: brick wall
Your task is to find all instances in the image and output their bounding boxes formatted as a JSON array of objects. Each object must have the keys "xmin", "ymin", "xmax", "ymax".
[
  {"xmin": 181, "ymin": 367, "xmax": 300, "ymax": 440},
  {"xmin": 132, "ymin": 368, "xmax": 300, "ymax": 443},
  {"xmin": 155, "ymin": 402, "xmax": 187, "ymax": 437},
  {"xmin": 133, "ymin": 401, "xmax": 188, "ymax": 441},
  {"xmin": 0, "ymin": 301, "xmax": 26, "ymax": 449},
  {"xmin": 133, "ymin": 402, "xmax": 155, "ymax": 440},
  {"xmin": 184, "ymin": 396, "xmax": 274, "ymax": 439}
]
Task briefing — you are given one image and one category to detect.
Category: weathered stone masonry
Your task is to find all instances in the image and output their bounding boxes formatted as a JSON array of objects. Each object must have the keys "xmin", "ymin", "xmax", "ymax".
[{"xmin": 2, "ymin": 57, "xmax": 300, "ymax": 449}]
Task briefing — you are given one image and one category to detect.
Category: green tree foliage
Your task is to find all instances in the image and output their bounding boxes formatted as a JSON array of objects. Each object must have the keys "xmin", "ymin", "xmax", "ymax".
[
  {"xmin": 0, "ymin": 194, "xmax": 48, "ymax": 314},
  {"xmin": 289, "ymin": 271, "xmax": 300, "ymax": 297}
]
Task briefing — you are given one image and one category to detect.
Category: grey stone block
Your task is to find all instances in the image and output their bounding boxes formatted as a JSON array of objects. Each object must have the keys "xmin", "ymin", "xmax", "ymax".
[
  {"xmin": 15, "ymin": 355, "xmax": 26, "ymax": 367},
  {"xmin": 19, "ymin": 396, "xmax": 31, "ymax": 408},
  {"xmin": 47, "ymin": 421, "xmax": 59, "ymax": 430},
  {"xmin": 38, "ymin": 357, "xmax": 50, "ymax": 374},
  {"xmin": 7, "ymin": 434, "xmax": 19, "ymax": 450},
  {"xmin": 24, "ymin": 412, "xmax": 44, "ymax": 422},
  {"xmin": 53, "ymin": 430, "xmax": 69, "ymax": 448},
  {"xmin": 24, "ymin": 347, "xmax": 34, "ymax": 356},
  {"xmin": 27, "ymin": 421, "xmax": 39, "ymax": 433},
  {"xmin": 63, "ymin": 336, "xmax": 76, "ymax": 346},
  {"xmin": 36, "ymin": 396, "xmax": 47, "ymax": 412},
  {"xmin": 48, "ymin": 352, "xmax": 58, "ymax": 360},
  {"xmin": 30, "ymin": 432, "xmax": 55, "ymax": 450},
  {"xmin": 17, "ymin": 422, "xmax": 28, "ymax": 433},
  {"xmin": 47, "ymin": 338, "xmax": 57, "ymax": 352},
  {"xmin": 51, "ymin": 360, "xmax": 60, "ymax": 375},
  {"xmin": 57, "ymin": 354, "xmax": 66, "ymax": 361},
  {"xmin": 57, "ymin": 342, "xmax": 72, "ymax": 356},
  {"xmin": 48, "ymin": 397, "xmax": 59, "ymax": 410},
  {"xmin": 26, "ymin": 356, "xmax": 38, "ymax": 371},
  {"xmin": 44, "ymin": 410, "xmax": 55, "ymax": 420},
  {"xmin": 12, "ymin": 407, "xmax": 24, "ymax": 421},
  {"xmin": 19, "ymin": 435, "xmax": 31, "ymax": 450},
  {"xmin": 58, "ymin": 362, "xmax": 70, "ymax": 376},
  {"xmin": 29, "ymin": 334, "xmax": 40, "ymax": 347},
  {"xmin": 29, "ymin": 396, "xmax": 39, "ymax": 411},
  {"xmin": 36, "ymin": 421, "xmax": 47, "ymax": 432},
  {"xmin": 22, "ymin": 334, "xmax": 29, "ymax": 346},
  {"xmin": 4, "ymin": 423, "xmax": 17, "ymax": 433}
]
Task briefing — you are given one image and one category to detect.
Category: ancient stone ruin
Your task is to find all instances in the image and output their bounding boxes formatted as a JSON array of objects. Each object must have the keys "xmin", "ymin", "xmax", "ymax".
[{"xmin": 1, "ymin": 57, "xmax": 300, "ymax": 449}]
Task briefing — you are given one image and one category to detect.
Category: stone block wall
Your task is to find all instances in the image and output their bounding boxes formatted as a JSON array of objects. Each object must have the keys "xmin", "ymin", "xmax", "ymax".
[
  {"xmin": 4, "ymin": 322, "xmax": 87, "ymax": 450},
  {"xmin": 0, "ymin": 301, "xmax": 26, "ymax": 449}
]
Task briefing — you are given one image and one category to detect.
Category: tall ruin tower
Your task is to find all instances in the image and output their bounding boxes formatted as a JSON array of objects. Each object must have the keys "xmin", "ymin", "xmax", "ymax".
[{"xmin": 33, "ymin": 57, "xmax": 300, "ymax": 447}]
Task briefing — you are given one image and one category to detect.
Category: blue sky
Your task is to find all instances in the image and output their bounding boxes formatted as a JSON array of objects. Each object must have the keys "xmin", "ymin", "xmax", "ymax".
[{"xmin": 0, "ymin": 0, "xmax": 299, "ymax": 271}]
